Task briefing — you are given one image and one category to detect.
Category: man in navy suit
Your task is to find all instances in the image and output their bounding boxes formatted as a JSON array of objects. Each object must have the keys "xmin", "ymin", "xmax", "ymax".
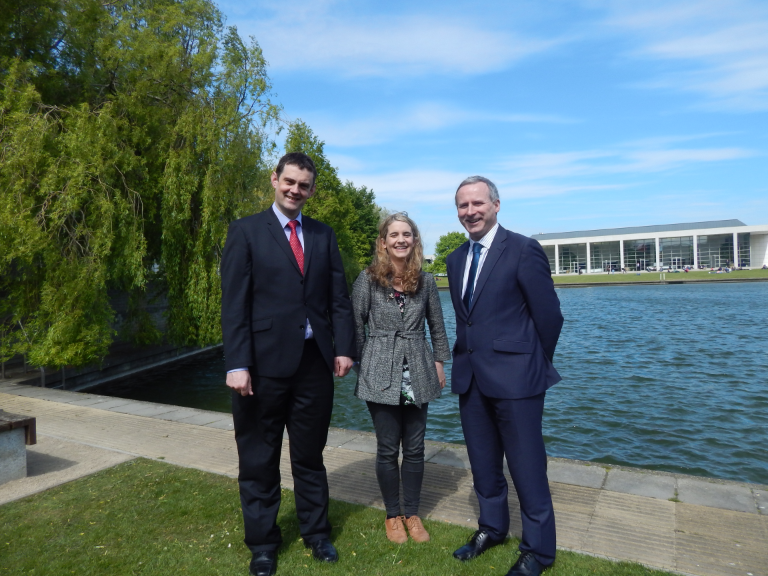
[
  {"xmin": 221, "ymin": 153, "xmax": 355, "ymax": 576},
  {"xmin": 446, "ymin": 176, "xmax": 563, "ymax": 576}
]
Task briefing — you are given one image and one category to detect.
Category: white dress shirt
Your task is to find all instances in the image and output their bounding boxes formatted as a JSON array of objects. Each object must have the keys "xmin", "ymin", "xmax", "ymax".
[{"xmin": 461, "ymin": 223, "xmax": 499, "ymax": 300}]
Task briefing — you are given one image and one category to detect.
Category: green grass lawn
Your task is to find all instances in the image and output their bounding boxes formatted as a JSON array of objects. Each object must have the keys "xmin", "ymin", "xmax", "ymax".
[
  {"xmin": 433, "ymin": 269, "xmax": 768, "ymax": 289},
  {"xmin": 0, "ymin": 459, "xmax": 675, "ymax": 576}
]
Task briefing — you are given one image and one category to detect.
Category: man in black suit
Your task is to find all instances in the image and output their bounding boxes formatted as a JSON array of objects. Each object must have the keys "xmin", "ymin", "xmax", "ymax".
[
  {"xmin": 446, "ymin": 176, "xmax": 563, "ymax": 576},
  {"xmin": 221, "ymin": 152, "xmax": 355, "ymax": 576}
]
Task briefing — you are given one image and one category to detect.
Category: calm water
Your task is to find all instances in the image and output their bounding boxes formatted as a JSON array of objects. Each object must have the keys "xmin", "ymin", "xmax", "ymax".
[{"xmin": 92, "ymin": 283, "xmax": 768, "ymax": 484}]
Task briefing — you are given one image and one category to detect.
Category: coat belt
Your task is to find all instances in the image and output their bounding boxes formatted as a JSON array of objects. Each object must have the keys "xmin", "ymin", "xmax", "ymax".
[{"xmin": 367, "ymin": 330, "xmax": 426, "ymax": 390}]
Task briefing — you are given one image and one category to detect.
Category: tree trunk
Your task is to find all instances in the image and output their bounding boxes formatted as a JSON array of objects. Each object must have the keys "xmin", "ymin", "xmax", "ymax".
[{"xmin": 40, "ymin": 366, "xmax": 45, "ymax": 387}]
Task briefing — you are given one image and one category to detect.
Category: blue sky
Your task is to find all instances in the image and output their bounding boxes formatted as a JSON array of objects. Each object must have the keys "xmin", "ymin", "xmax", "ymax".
[{"xmin": 218, "ymin": 0, "xmax": 768, "ymax": 253}]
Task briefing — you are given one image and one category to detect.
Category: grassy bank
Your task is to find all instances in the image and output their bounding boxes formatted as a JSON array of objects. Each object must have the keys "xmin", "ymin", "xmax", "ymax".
[
  {"xmin": 433, "ymin": 269, "xmax": 768, "ymax": 289},
  {"xmin": 552, "ymin": 268, "xmax": 768, "ymax": 285},
  {"xmin": 0, "ymin": 458, "xmax": 674, "ymax": 576}
]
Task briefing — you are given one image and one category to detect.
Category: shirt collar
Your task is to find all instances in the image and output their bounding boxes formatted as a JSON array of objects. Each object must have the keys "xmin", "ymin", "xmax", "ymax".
[
  {"xmin": 271, "ymin": 203, "xmax": 303, "ymax": 229},
  {"xmin": 469, "ymin": 222, "xmax": 499, "ymax": 252}
]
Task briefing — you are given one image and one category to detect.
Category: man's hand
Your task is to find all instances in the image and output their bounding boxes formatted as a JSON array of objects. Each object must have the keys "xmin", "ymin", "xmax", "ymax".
[
  {"xmin": 334, "ymin": 356, "xmax": 354, "ymax": 378},
  {"xmin": 435, "ymin": 361, "xmax": 446, "ymax": 389},
  {"xmin": 226, "ymin": 370, "xmax": 253, "ymax": 396}
]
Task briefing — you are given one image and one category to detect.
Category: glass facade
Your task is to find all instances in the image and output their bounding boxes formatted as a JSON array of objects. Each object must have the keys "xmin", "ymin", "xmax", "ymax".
[
  {"xmin": 697, "ymin": 234, "xmax": 733, "ymax": 268},
  {"xmin": 660, "ymin": 236, "xmax": 693, "ymax": 269},
  {"xmin": 738, "ymin": 233, "xmax": 751, "ymax": 267},
  {"xmin": 545, "ymin": 229, "xmax": 758, "ymax": 275},
  {"xmin": 558, "ymin": 243, "xmax": 587, "ymax": 274},
  {"xmin": 623, "ymin": 238, "xmax": 656, "ymax": 271},
  {"xmin": 542, "ymin": 245, "xmax": 556, "ymax": 273},
  {"xmin": 589, "ymin": 241, "xmax": 621, "ymax": 272}
]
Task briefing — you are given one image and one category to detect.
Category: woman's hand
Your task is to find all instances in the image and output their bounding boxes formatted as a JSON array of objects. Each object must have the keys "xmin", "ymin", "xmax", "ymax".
[{"xmin": 435, "ymin": 361, "xmax": 446, "ymax": 389}]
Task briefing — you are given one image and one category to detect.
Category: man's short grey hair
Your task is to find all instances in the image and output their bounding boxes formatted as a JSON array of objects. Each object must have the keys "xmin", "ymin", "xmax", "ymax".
[{"xmin": 455, "ymin": 176, "xmax": 499, "ymax": 205}]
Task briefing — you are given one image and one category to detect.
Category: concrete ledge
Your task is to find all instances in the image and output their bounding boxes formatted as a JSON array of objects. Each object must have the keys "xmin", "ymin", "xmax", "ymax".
[
  {"xmin": 427, "ymin": 446, "xmax": 472, "ymax": 469},
  {"xmin": 604, "ymin": 469, "xmax": 676, "ymax": 500},
  {"xmin": 1, "ymin": 381, "xmax": 766, "ymax": 517},
  {"xmin": 548, "ymin": 460, "xmax": 606, "ymax": 489},
  {"xmin": 677, "ymin": 477, "xmax": 758, "ymax": 513}
]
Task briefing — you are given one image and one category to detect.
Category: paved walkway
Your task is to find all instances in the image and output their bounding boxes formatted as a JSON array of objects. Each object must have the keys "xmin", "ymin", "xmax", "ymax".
[{"xmin": 1, "ymin": 381, "xmax": 766, "ymax": 576}]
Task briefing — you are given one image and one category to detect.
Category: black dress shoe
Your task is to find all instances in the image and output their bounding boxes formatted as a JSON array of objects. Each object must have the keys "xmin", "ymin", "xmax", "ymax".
[
  {"xmin": 249, "ymin": 550, "xmax": 277, "ymax": 576},
  {"xmin": 453, "ymin": 529, "xmax": 503, "ymax": 561},
  {"xmin": 305, "ymin": 538, "xmax": 339, "ymax": 563},
  {"xmin": 506, "ymin": 551, "xmax": 546, "ymax": 576}
]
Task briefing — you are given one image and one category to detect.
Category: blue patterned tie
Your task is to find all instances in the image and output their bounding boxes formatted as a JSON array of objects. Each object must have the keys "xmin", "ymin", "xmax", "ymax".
[{"xmin": 463, "ymin": 242, "xmax": 483, "ymax": 310}]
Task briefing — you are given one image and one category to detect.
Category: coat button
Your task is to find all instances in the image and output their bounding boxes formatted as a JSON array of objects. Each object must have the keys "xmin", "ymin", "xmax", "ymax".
[
  {"xmin": 468, "ymin": 348, "xmax": 473, "ymax": 354},
  {"xmin": 467, "ymin": 321, "xmax": 472, "ymax": 326},
  {"xmin": 300, "ymin": 325, "xmax": 305, "ymax": 330},
  {"xmin": 300, "ymin": 280, "xmax": 304, "ymax": 285}
]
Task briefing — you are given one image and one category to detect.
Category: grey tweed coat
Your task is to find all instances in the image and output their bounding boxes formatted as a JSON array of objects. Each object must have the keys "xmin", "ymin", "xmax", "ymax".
[{"xmin": 351, "ymin": 270, "xmax": 451, "ymax": 407}]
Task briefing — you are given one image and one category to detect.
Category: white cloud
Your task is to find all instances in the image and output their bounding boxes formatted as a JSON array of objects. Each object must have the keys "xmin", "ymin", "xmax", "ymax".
[
  {"xmin": 498, "ymin": 144, "xmax": 755, "ymax": 183},
  {"xmin": 231, "ymin": 4, "xmax": 562, "ymax": 77},
  {"xmin": 301, "ymin": 102, "xmax": 573, "ymax": 147},
  {"xmin": 345, "ymin": 139, "xmax": 755, "ymax": 206},
  {"xmin": 598, "ymin": 0, "xmax": 768, "ymax": 110}
]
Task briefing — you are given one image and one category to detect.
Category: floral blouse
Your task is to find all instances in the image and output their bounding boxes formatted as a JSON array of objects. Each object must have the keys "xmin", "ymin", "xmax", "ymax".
[{"xmin": 391, "ymin": 290, "xmax": 415, "ymax": 406}]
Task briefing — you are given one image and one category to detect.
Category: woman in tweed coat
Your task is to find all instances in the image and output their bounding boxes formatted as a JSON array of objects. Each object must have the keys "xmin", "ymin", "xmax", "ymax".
[{"xmin": 351, "ymin": 212, "xmax": 451, "ymax": 544}]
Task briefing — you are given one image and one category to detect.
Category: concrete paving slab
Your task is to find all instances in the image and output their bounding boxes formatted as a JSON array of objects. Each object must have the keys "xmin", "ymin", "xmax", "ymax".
[
  {"xmin": 427, "ymin": 446, "xmax": 472, "ymax": 469},
  {"xmin": 85, "ymin": 397, "xmax": 135, "ymax": 411},
  {"xmin": 107, "ymin": 401, "xmax": 169, "ymax": 416},
  {"xmin": 423, "ymin": 442, "xmax": 442, "ymax": 462},
  {"xmin": 326, "ymin": 427, "xmax": 363, "ymax": 447},
  {"xmin": 677, "ymin": 477, "xmax": 757, "ymax": 514},
  {"xmin": 175, "ymin": 411, "xmax": 229, "ymax": 426},
  {"xmin": 0, "ymin": 435, "xmax": 134, "ymax": 505},
  {"xmin": 10, "ymin": 387, "xmax": 76, "ymax": 403},
  {"xmin": 204, "ymin": 418, "xmax": 234, "ymax": 431},
  {"xmin": 64, "ymin": 395, "xmax": 114, "ymax": 407},
  {"xmin": 3, "ymin": 386, "xmax": 58, "ymax": 399},
  {"xmin": 754, "ymin": 487, "xmax": 766, "ymax": 514},
  {"xmin": 548, "ymin": 460, "xmax": 606, "ymax": 489},
  {"xmin": 154, "ymin": 407, "xmax": 208, "ymax": 422},
  {"xmin": 604, "ymin": 469, "xmax": 676, "ymax": 500},
  {"xmin": 109, "ymin": 402, "xmax": 178, "ymax": 418},
  {"xmin": 339, "ymin": 435, "xmax": 378, "ymax": 454}
]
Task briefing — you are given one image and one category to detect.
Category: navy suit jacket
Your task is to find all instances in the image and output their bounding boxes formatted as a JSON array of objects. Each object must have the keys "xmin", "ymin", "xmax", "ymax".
[
  {"xmin": 446, "ymin": 226, "xmax": 563, "ymax": 399},
  {"xmin": 220, "ymin": 208, "xmax": 355, "ymax": 378}
]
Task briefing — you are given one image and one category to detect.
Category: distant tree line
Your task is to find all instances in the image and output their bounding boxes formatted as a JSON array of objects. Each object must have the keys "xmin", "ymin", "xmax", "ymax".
[
  {"xmin": 0, "ymin": 0, "xmax": 381, "ymax": 374},
  {"xmin": 425, "ymin": 232, "xmax": 468, "ymax": 274}
]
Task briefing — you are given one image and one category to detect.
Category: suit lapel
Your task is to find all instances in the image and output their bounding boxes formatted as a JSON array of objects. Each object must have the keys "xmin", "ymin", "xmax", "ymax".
[
  {"xmin": 448, "ymin": 242, "xmax": 470, "ymax": 314},
  {"xmin": 468, "ymin": 227, "xmax": 507, "ymax": 314},
  {"xmin": 266, "ymin": 209, "xmax": 302, "ymax": 275}
]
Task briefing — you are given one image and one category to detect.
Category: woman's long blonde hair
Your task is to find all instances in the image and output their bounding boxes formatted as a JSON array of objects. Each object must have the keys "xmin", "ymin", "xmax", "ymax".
[{"xmin": 366, "ymin": 212, "xmax": 424, "ymax": 294}]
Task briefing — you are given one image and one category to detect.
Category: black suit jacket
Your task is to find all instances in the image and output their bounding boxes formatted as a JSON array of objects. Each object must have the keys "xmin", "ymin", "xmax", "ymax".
[
  {"xmin": 220, "ymin": 208, "xmax": 355, "ymax": 377},
  {"xmin": 446, "ymin": 225, "xmax": 563, "ymax": 399}
]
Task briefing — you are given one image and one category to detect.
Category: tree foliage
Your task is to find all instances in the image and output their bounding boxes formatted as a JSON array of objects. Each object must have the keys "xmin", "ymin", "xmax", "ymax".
[
  {"xmin": 427, "ymin": 231, "xmax": 468, "ymax": 274},
  {"xmin": 284, "ymin": 120, "xmax": 381, "ymax": 287},
  {"xmin": 0, "ymin": 0, "xmax": 280, "ymax": 370}
]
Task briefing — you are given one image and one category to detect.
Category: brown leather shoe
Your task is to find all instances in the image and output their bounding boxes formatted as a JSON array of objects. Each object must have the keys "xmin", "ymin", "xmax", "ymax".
[
  {"xmin": 405, "ymin": 515, "xmax": 430, "ymax": 542},
  {"xmin": 385, "ymin": 516, "xmax": 408, "ymax": 544}
]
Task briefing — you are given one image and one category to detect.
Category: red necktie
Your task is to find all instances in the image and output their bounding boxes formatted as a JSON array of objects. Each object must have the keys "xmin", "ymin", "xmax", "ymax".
[{"xmin": 287, "ymin": 220, "xmax": 304, "ymax": 275}]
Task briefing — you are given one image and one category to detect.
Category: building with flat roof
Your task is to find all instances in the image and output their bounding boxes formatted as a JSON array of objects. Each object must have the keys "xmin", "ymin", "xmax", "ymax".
[{"xmin": 530, "ymin": 220, "xmax": 768, "ymax": 275}]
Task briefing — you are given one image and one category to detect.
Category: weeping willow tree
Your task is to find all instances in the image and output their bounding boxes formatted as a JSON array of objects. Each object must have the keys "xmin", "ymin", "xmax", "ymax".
[{"xmin": 0, "ymin": 0, "xmax": 280, "ymax": 372}]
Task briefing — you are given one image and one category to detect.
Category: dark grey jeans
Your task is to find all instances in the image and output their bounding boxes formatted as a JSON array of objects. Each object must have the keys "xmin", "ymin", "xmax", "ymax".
[{"xmin": 366, "ymin": 401, "xmax": 429, "ymax": 517}]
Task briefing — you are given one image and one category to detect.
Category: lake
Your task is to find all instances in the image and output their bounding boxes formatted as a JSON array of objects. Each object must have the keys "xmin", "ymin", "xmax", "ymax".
[{"xmin": 91, "ymin": 282, "xmax": 768, "ymax": 485}]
